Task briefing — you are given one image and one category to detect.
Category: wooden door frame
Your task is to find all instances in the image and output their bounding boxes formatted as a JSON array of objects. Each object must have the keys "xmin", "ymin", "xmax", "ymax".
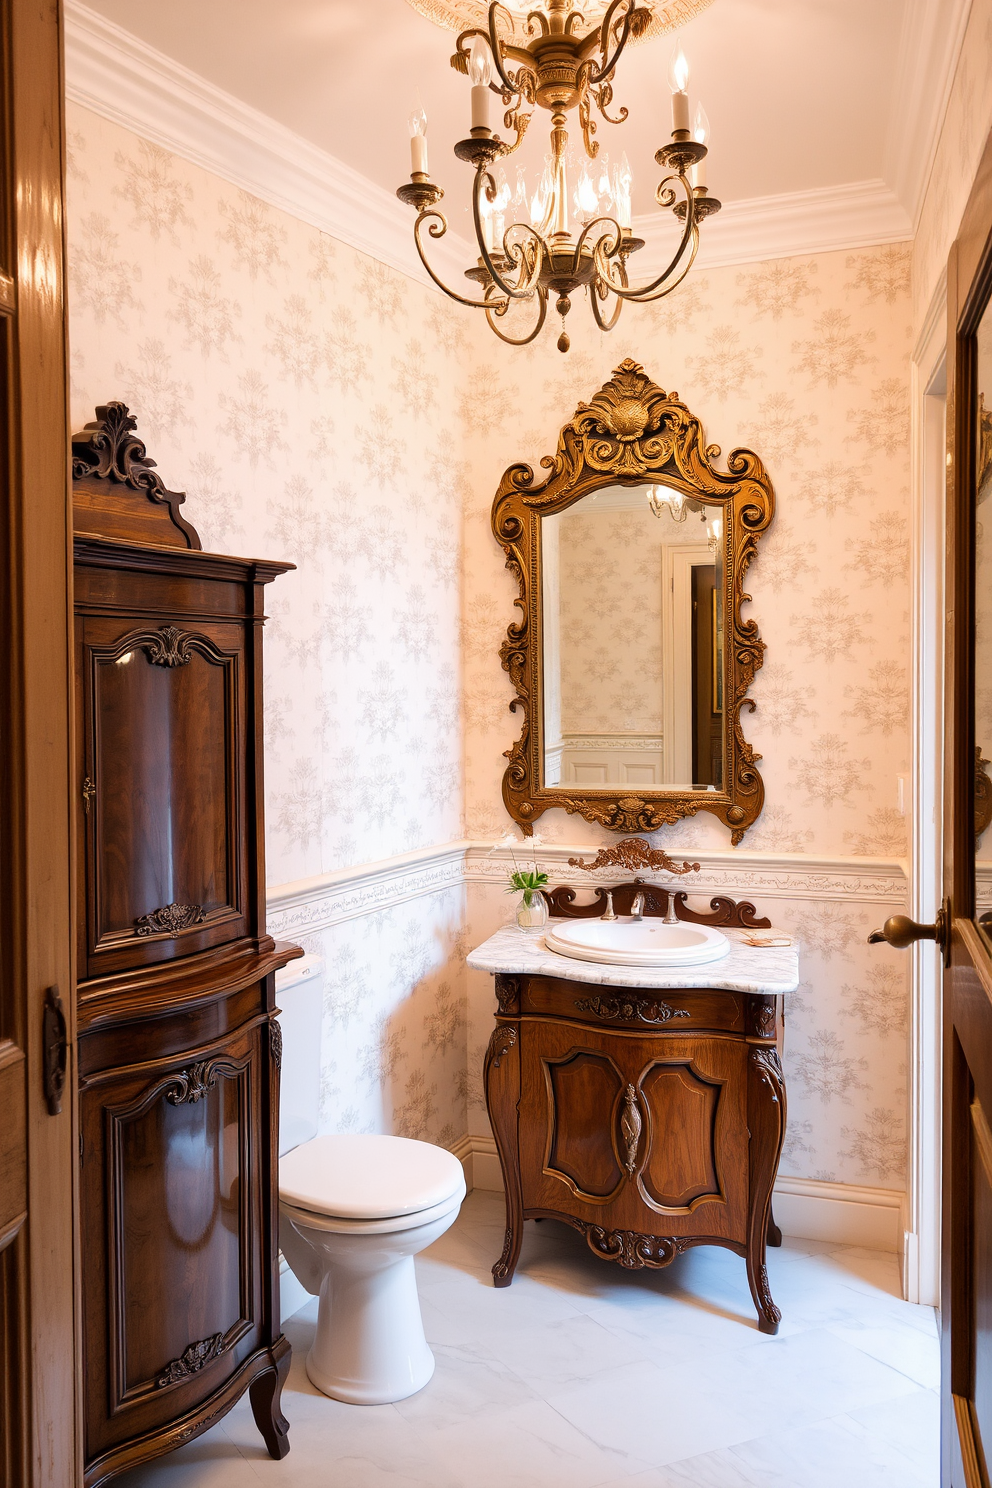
[
  {"xmin": 942, "ymin": 120, "xmax": 992, "ymax": 1488},
  {"xmin": 0, "ymin": 0, "xmax": 79, "ymax": 1484},
  {"xmin": 906, "ymin": 281, "xmax": 947, "ymax": 1307}
]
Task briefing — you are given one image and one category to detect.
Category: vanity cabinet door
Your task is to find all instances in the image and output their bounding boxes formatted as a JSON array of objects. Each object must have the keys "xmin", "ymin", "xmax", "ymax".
[
  {"xmin": 79, "ymin": 1015, "xmax": 269, "ymax": 1466},
  {"xmin": 76, "ymin": 612, "xmax": 248, "ymax": 979},
  {"xmin": 518, "ymin": 1020, "xmax": 749, "ymax": 1241}
]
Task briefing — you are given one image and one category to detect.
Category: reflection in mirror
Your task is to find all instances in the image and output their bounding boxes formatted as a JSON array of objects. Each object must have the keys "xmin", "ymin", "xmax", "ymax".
[
  {"xmin": 542, "ymin": 482, "xmax": 724, "ymax": 791},
  {"xmin": 976, "ymin": 301, "xmax": 992, "ymax": 934}
]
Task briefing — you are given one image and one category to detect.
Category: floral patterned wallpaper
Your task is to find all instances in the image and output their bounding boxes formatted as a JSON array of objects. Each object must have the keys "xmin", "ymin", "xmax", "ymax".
[
  {"xmin": 66, "ymin": 103, "xmax": 474, "ymax": 1147},
  {"xmin": 66, "ymin": 99, "xmax": 916, "ymax": 1196}
]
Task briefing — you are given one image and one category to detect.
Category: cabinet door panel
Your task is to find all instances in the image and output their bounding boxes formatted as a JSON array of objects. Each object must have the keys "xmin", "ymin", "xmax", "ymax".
[
  {"xmin": 545, "ymin": 1051, "xmax": 625, "ymax": 1199},
  {"xmin": 638, "ymin": 1061, "xmax": 722, "ymax": 1208},
  {"xmin": 81, "ymin": 1023, "xmax": 263, "ymax": 1458},
  {"xmin": 79, "ymin": 616, "xmax": 247, "ymax": 976}
]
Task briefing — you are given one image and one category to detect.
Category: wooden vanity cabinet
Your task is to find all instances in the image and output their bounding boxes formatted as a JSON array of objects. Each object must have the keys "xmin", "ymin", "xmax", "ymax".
[
  {"xmin": 484, "ymin": 889, "xmax": 786, "ymax": 1334},
  {"xmin": 72, "ymin": 404, "xmax": 301, "ymax": 1486}
]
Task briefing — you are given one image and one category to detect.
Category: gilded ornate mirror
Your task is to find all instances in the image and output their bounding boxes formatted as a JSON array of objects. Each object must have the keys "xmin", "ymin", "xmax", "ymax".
[{"xmin": 492, "ymin": 359, "xmax": 774, "ymax": 843}]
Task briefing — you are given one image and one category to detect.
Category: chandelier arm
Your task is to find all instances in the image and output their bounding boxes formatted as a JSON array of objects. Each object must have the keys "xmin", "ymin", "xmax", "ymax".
[
  {"xmin": 597, "ymin": 174, "xmax": 697, "ymax": 300},
  {"xmin": 412, "ymin": 210, "xmax": 509, "ymax": 310},
  {"xmin": 570, "ymin": 215, "xmax": 622, "ymax": 276},
  {"xmin": 616, "ymin": 231, "xmax": 698, "ymax": 303},
  {"xmin": 473, "ymin": 169, "xmax": 544, "ymax": 299},
  {"xmin": 452, "ymin": 24, "xmax": 533, "ymax": 94},
  {"xmin": 488, "ymin": 3, "xmax": 533, "ymax": 95},
  {"xmin": 485, "ymin": 284, "xmax": 549, "ymax": 345},
  {"xmin": 587, "ymin": 0, "xmax": 638, "ymax": 85},
  {"xmin": 590, "ymin": 267, "xmax": 625, "ymax": 331},
  {"xmin": 592, "ymin": 79, "xmax": 628, "ymax": 127}
]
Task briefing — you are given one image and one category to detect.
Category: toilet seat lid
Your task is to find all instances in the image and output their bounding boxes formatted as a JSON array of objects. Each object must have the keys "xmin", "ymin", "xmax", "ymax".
[{"xmin": 279, "ymin": 1134, "xmax": 465, "ymax": 1220}]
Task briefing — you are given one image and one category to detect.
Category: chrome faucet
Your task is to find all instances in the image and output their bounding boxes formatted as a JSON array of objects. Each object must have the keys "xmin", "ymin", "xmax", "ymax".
[
  {"xmin": 630, "ymin": 891, "xmax": 646, "ymax": 920},
  {"xmin": 600, "ymin": 890, "xmax": 618, "ymax": 921},
  {"xmin": 663, "ymin": 890, "xmax": 679, "ymax": 925}
]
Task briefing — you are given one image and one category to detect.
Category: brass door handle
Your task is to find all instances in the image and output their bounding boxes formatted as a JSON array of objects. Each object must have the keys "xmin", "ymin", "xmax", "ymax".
[{"xmin": 868, "ymin": 905, "xmax": 948, "ymax": 953}]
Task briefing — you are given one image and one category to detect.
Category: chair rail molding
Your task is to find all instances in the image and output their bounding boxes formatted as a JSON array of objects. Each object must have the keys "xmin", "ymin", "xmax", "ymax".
[
  {"xmin": 265, "ymin": 840, "xmax": 908, "ymax": 934},
  {"xmin": 66, "ymin": 0, "xmax": 929, "ymax": 281}
]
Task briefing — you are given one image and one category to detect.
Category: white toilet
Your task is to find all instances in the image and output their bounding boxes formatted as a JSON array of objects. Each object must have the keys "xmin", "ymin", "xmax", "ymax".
[
  {"xmin": 279, "ymin": 1133, "xmax": 465, "ymax": 1403},
  {"xmin": 275, "ymin": 958, "xmax": 465, "ymax": 1404}
]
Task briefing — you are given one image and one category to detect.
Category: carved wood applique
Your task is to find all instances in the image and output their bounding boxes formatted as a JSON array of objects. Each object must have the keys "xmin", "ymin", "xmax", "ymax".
[
  {"xmin": 492, "ymin": 359, "xmax": 773, "ymax": 843},
  {"xmin": 164, "ymin": 1061, "xmax": 219, "ymax": 1106},
  {"xmin": 620, "ymin": 1085, "xmax": 642, "ymax": 1175},
  {"xmin": 977, "ymin": 747, "xmax": 992, "ymax": 845},
  {"xmin": 143, "ymin": 626, "xmax": 195, "ymax": 667},
  {"xmin": 156, "ymin": 1333, "xmax": 227, "ymax": 1388},
  {"xmin": 573, "ymin": 994, "xmax": 690, "ymax": 1024},
  {"xmin": 134, "ymin": 902, "xmax": 206, "ymax": 936},
  {"xmin": 567, "ymin": 838, "xmax": 699, "ymax": 875}
]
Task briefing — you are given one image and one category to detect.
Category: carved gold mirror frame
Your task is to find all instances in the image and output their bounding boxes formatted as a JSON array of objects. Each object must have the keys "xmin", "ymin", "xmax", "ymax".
[{"xmin": 492, "ymin": 358, "xmax": 774, "ymax": 844}]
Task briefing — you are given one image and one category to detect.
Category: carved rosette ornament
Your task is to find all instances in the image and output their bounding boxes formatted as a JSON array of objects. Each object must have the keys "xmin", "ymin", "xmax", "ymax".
[{"xmin": 492, "ymin": 360, "xmax": 772, "ymax": 843}]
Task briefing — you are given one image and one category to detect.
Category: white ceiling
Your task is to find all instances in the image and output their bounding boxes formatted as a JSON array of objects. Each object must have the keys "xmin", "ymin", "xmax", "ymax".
[{"xmin": 76, "ymin": 0, "xmax": 965, "ymax": 224}]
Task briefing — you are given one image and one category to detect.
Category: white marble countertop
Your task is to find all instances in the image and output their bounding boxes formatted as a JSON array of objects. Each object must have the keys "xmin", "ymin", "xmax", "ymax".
[{"xmin": 467, "ymin": 921, "xmax": 800, "ymax": 995}]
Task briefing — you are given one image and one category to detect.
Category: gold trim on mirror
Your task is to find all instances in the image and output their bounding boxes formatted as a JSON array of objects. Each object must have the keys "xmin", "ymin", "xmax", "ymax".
[{"xmin": 492, "ymin": 358, "xmax": 774, "ymax": 844}]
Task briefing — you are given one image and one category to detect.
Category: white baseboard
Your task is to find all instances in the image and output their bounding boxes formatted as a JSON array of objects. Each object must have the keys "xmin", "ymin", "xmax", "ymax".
[{"xmin": 461, "ymin": 1137, "xmax": 904, "ymax": 1254}]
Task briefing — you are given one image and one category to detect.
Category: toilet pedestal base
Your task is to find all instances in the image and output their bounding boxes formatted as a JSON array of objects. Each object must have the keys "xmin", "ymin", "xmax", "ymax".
[{"xmin": 307, "ymin": 1252, "xmax": 435, "ymax": 1405}]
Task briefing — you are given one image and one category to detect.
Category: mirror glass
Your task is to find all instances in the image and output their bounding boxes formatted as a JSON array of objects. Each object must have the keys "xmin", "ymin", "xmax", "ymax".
[
  {"xmin": 541, "ymin": 481, "xmax": 725, "ymax": 792},
  {"xmin": 975, "ymin": 299, "xmax": 992, "ymax": 931}
]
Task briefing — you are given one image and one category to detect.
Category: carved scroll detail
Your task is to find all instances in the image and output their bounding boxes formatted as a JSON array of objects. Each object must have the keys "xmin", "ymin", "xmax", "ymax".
[
  {"xmin": 487, "ymin": 1024, "xmax": 517, "ymax": 1070},
  {"xmin": 977, "ymin": 748, "xmax": 992, "ymax": 846},
  {"xmin": 568, "ymin": 838, "xmax": 699, "ymax": 875},
  {"xmin": 143, "ymin": 625, "xmax": 195, "ymax": 667},
  {"xmin": 269, "ymin": 1019, "xmax": 283, "ymax": 1068},
  {"xmin": 747, "ymin": 997, "xmax": 777, "ymax": 1039},
  {"xmin": 495, "ymin": 975, "xmax": 522, "ymax": 1015},
  {"xmin": 165, "ymin": 1062, "xmax": 218, "ymax": 1106},
  {"xmin": 620, "ymin": 1084, "xmax": 642, "ymax": 1175},
  {"xmin": 574, "ymin": 994, "xmax": 689, "ymax": 1024},
  {"xmin": 750, "ymin": 1047, "xmax": 784, "ymax": 1103},
  {"xmin": 156, "ymin": 1333, "xmax": 226, "ymax": 1388},
  {"xmin": 134, "ymin": 901, "xmax": 205, "ymax": 936},
  {"xmin": 578, "ymin": 1221, "xmax": 691, "ymax": 1270}
]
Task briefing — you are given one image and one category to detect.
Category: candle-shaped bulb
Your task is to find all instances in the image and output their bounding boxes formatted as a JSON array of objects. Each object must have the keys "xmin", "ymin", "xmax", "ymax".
[
  {"xmin": 408, "ymin": 106, "xmax": 428, "ymax": 175},
  {"xmin": 691, "ymin": 103, "xmax": 709, "ymax": 188},
  {"xmin": 469, "ymin": 36, "xmax": 493, "ymax": 131},
  {"xmin": 615, "ymin": 151, "xmax": 633, "ymax": 229},
  {"xmin": 469, "ymin": 35, "xmax": 493, "ymax": 87},
  {"xmin": 574, "ymin": 164, "xmax": 598, "ymax": 218},
  {"xmin": 668, "ymin": 39, "xmax": 690, "ymax": 94},
  {"xmin": 668, "ymin": 39, "xmax": 690, "ymax": 134}
]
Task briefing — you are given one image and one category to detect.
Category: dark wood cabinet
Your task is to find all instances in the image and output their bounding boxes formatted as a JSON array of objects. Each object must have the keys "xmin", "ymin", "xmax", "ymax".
[
  {"xmin": 484, "ymin": 886, "xmax": 786, "ymax": 1334},
  {"xmin": 73, "ymin": 404, "xmax": 300, "ymax": 1486}
]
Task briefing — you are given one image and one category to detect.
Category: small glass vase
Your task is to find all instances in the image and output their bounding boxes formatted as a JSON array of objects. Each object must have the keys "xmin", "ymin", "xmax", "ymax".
[{"xmin": 516, "ymin": 890, "xmax": 548, "ymax": 930}]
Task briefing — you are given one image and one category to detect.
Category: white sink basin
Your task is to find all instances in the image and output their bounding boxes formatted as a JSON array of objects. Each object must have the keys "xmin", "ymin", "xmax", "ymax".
[{"xmin": 545, "ymin": 918, "xmax": 730, "ymax": 968}]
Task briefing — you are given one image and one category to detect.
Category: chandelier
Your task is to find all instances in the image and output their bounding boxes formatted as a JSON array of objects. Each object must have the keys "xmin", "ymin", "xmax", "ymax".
[{"xmin": 397, "ymin": 0, "xmax": 719, "ymax": 351}]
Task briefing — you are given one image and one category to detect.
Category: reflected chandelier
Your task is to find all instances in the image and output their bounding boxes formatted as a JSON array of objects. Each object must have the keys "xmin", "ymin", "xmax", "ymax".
[{"xmin": 397, "ymin": 0, "xmax": 719, "ymax": 351}]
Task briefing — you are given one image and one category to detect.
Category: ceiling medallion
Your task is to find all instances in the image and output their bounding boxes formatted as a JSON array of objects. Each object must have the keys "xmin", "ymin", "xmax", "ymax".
[{"xmin": 397, "ymin": 0, "xmax": 720, "ymax": 352}]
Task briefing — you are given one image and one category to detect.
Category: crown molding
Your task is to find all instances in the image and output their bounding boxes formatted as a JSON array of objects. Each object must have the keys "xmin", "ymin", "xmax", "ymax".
[
  {"xmin": 633, "ymin": 179, "xmax": 912, "ymax": 277},
  {"xmin": 66, "ymin": 0, "xmax": 918, "ymax": 286},
  {"xmin": 63, "ymin": 0, "xmax": 474, "ymax": 292},
  {"xmin": 884, "ymin": 0, "xmax": 973, "ymax": 232}
]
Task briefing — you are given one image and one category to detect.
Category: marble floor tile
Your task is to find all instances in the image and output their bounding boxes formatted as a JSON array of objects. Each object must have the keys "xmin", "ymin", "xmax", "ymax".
[{"xmin": 112, "ymin": 1191, "xmax": 940, "ymax": 1488}]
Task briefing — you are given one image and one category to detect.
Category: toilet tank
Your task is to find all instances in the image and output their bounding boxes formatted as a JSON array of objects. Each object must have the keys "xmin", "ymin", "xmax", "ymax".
[{"xmin": 275, "ymin": 954, "xmax": 324, "ymax": 1156}]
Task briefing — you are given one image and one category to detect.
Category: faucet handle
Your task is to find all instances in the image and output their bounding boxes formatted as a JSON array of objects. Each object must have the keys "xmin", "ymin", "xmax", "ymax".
[
  {"xmin": 663, "ymin": 890, "xmax": 679, "ymax": 926},
  {"xmin": 600, "ymin": 890, "xmax": 618, "ymax": 921}
]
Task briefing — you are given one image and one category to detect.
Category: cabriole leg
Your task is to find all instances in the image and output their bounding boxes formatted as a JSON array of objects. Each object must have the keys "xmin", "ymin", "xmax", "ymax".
[
  {"xmin": 484, "ymin": 1020, "xmax": 522, "ymax": 1287},
  {"xmin": 746, "ymin": 1046, "xmax": 786, "ymax": 1334},
  {"xmin": 249, "ymin": 1335, "xmax": 291, "ymax": 1460}
]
